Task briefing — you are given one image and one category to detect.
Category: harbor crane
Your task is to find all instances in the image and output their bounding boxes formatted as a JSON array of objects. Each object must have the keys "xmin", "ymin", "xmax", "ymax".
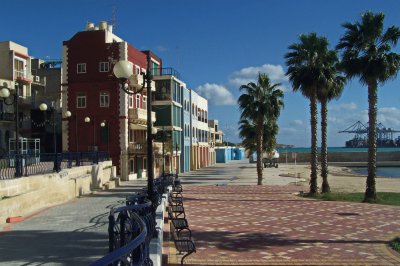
[{"xmin": 338, "ymin": 121, "xmax": 400, "ymax": 147}]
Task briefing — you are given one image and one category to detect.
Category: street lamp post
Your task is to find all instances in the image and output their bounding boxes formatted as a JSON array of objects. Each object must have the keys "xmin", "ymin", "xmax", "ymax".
[
  {"xmin": 0, "ymin": 82, "xmax": 22, "ymax": 177},
  {"xmin": 39, "ymin": 102, "xmax": 71, "ymax": 172},
  {"xmin": 84, "ymin": 116, "xmax": 96, "ymax": 149},
  {"xmin": 100, "ymin": 120, "xmax": 109, "ymax": 154},
  {"xmin": 113, "ymin": 54, "xmax": 154, "ymax": 203}
]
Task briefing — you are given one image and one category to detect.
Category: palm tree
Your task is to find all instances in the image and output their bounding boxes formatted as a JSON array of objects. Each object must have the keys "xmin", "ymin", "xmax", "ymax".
[
  {"xmin": 239, "ymin": 118, "xmax": 279, "ymax": 155},
  {"xmin": 337, "ymin": 12, "xmax": 400, "ymax": 202},
  {"xmin": 285, "ymin": 33, "xmax": 334, "ymax": 195},
  {"xmin": 317, "ymin": 54, "xmax": 346, "ymax": 193},
  {"xmin": 238, "ymin": 73, "xmax": 284, "ymax": 185}
]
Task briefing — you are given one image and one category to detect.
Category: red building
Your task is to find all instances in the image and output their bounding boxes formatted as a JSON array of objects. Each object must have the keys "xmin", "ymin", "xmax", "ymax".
[{"xmin": 62, "ymin": 21, "xmax": 162, "ymax": 180}]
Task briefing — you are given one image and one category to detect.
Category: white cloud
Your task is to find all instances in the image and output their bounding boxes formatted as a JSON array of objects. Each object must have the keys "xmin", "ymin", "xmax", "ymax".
[
  {"xmin": 229, "ymin": 64, "xmax": 288, "ymax": 87},
  {"xmin": 290, "ymin": 119, "xmax": 303, "ymax": 126},
  {"xmin": 196, "ymin": 83, "xmax": 236, "ymax": 106},
  {"xmin": 378, "ymin": 107, "xmax": 400, "ymax": 127},
  {"xmin": 330, "ymin": 102, "xmax": 357, "ymax": 111}
]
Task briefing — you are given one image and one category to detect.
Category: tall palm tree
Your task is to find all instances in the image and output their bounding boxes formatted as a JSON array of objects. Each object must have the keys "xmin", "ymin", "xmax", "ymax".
[
  {"xmin": 238, "ymin": 73, "xmax": 284, "ymax": 185},
  {"xmin": 337, "ymin": 12, "xmax": 400, "ymax": 202},
  {"xmin": 239, "ymin": 118, "xmax": 279, "ymax": 155},
  {"xmin": 317, "ymin": 54, "xmax": 346, "ymax": 193},
  {"xmin": 285, "ymin": 33, "xmax": 334, "ymax": 195}
]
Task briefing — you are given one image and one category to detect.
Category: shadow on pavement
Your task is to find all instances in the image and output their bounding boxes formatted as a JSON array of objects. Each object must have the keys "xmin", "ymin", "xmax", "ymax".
[
  {"xmin": 0, "ymin": 230, "xmax": 108, "ymax": 266},
  {"xmin": 191, "ymin": 230, "xmax": 389, "ymax": 252}
]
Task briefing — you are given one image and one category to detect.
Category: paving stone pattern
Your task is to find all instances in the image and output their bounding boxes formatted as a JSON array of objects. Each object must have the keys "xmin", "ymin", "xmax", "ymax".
[{"xmin": 172, "ymin": 185, "xmax": 400, "ymax": 265}]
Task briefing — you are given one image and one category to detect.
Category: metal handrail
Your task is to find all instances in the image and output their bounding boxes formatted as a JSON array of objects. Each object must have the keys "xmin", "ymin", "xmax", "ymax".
[{"xmin": 89, "ymin": 211, "xmax": 148, "ymax": 266}]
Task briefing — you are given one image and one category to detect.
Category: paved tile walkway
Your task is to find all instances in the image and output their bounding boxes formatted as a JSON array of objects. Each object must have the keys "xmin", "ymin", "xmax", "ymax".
[{"xmin": 167, "ymin": 185, "xmax": 400, "ymax": 265}]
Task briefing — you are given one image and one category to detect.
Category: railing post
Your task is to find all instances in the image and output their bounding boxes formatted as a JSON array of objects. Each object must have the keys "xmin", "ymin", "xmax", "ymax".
[
  {"xmin": 108, "ymin": 212, "xmax": 115, "ymax": 252},
  {"xmin": 67, "ymin": 152, "xmax": 72, "ymax": 168},
  {"xmin": 24, "ymin": 154, "xmax": 28, "ymax": 177},
  {"xmin": 120, "ymin": 211, "xmax": 126, "ymax": 247},
  {"xmin": 15, "ymin": 154, "xmax": 21, "ymax": 177},
  {"xmin": 53, "ymin": 152, "xmax": 61, "ymax": 172},
  {"xmin": 76, "ymin": 152, "xmax": 81, "ymax": 166}
]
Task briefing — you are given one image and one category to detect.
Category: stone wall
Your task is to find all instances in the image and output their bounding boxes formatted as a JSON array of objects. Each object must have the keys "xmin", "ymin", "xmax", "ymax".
[{"xmin": 0, "ymin": 161, "xmax": 116, "ymax": 224}]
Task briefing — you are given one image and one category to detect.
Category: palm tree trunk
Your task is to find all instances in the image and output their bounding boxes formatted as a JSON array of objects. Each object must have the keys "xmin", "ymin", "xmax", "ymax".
[
  {"xmin": 309, "ymin": 92, "xmax": 318, "ymax": 195},
  {"xmin": 320, "ymin": 99, "xmax": 330, "ymax": 193},
  {"xmin": 365, "ymin": 82, "xmax": 377, "ymax": 202},
  {"xmin": 256, "ymin": 122, "xmax": 264, "ymax": 185}
]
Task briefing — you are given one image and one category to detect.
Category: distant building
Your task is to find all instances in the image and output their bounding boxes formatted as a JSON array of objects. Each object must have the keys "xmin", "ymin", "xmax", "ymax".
[{"xmin": 0, "ymin": 41, "xmax": 61, "ymax": 154}]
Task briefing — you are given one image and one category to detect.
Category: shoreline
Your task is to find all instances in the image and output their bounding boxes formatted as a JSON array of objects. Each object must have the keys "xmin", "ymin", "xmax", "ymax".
[{"xmin": 278, "ymin": 163, "xmax": 400, "ymax": 193}]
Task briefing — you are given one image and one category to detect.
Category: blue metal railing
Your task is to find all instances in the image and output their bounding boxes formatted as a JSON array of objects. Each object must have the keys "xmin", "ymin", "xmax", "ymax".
[
  {"xmin": 0, "ymin": 151, "xmax": 110, "ymax": 179},
  {"xmin": 91, "ymin": 173, "xmax": 176, "ymax": 265}
]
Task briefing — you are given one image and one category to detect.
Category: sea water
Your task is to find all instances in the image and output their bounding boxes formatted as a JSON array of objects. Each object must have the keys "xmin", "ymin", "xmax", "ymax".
[
  {"xmin": 277, "ymin": 147, "xmax": 400, "ymax": 153},
  {"xmin": 352, "ymin": 167, "xmax": 400, "ymax": 178},
  {"xmin": 277, "ymin": 147, "xmax": 400, "ymax": 177}
]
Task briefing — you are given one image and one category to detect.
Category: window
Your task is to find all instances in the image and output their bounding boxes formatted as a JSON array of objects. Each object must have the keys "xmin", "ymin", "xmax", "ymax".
[
  {"xmin": 129, "ymin": 159, "xmax": 134, "ymax": 173},
  {"xmin": 100, "ymin": 92, "xmax": 109, "ymax": 107},
  {"xmin": 77, "ymin": 63, "xmax": 86, "ymax": 74},
  {"xmin": 14, "ymin": 57, "xmax": 26, "ymax": 78},
  {"xmin": 143, "ymin": 96, "xmax": 147, "ymax": 110},
  {"xmin": 136, "ymin": 94, "xmax": 140, "ymax": 108},
  {"xmin": 77, "ymin": 94, "xmax": 86, "ymax": 108},
  {"xmin": 135, "ymin": 65, "xmax": 141, "ymax": 74},
  {"xmin": 99, "ymin": 62, "xmax": 109, "ymax": 72},
  {"xmin": 143, "ymin": 158, "xmax": 147, "ymax": 169},
  {"xmin": 129, "ymin": 95, "xmax": 134, "ymax": 108},
  {"xmin": 129, "ymin": 129, "xmax": 134, "ymax": 142}
]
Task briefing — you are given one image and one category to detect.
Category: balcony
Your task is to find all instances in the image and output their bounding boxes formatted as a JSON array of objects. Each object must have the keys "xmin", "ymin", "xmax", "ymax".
[
  {"xmin": 128, "ymin": 141, "xmax": 164, "ymax": 155},
  {"xmin": 0, "ymin": 112, "xmax": 14, "ymax": 122},
  {"xmin": 128, "ymin": 108, "xmax": 156, "ymax": 125},
  {"xmin": 135, "ymin": 74, "xmax": 155, "ymax": 92},
  {"xmin": 128, "ymin": 142, "xmax": 146, "ymax": 155},
  {"xmin": 14, "ymin": 70, "xmax": 32, "ymax": 84},
  {"xmin": 31, "ymin": 75, "xmax": 46, "ymax": 87},
  {"xmin": 152, "ymin": 67, "xmax": 181, "ymax": 80}
]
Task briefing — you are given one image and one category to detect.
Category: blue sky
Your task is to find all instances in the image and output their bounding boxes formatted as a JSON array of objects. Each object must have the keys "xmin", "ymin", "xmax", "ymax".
[{"xmin": 3, "ymin": 0, "xmax": 400, "ymax": 147}]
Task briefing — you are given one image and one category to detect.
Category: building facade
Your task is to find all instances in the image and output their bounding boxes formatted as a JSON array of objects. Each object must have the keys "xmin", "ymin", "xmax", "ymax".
[
  {"xmin": 62, "ymin": 21, "xmax": 162, "ymax": 180},
  {"xmin": 152, "ymin": 68, "xmax": 183, "ymax": 174}
]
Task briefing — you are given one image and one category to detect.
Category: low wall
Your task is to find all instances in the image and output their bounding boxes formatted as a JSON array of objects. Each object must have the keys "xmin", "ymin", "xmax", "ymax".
[
  {"xmin": 277, "ymin": 151, "xmax": 400, "ymax": 163},
  {"xmin": 0, "ymin": 161, "xmax": 116, "ymax": 224}
]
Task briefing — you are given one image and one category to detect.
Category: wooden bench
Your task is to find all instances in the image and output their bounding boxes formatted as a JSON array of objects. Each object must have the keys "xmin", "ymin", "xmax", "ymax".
[{"xmin": 170, "ymin": 221, "xmax": 196, "ymax": 265}]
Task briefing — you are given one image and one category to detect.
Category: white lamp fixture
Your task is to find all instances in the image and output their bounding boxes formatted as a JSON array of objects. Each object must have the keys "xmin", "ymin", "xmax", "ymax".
[
  {"xmin": 100, "ymin": 121, "xmax": 106, "ymax": 127},
  {"xmin": 113, "ymin": 60, "xmax": 133, "ymax": 79},
  {"xmin": 0, "ymin": 88, "xmax": 10, "ymax": 98},
  {"xmin": 84, "ymin": 117, "xmax": 91, "ymax": 123},
  {"xmin": 65, "ymin": 111, "xmax": 72, "ymax": 118},
  {"xmin": 152, "ymin": 127, "xmax": 158, "ymax": 134},
  {"xmin": 39, "ymin": 103, "xmax": 48, "ymax": 111}
]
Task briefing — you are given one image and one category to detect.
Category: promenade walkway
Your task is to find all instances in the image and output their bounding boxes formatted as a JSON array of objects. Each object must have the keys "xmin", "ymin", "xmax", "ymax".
[
  {"xmin": 1, "ymin": 160, "xmax": 399, "ymax": 265},
  {"xmin": 166, "ymin": 162, "xmax": 400, "ymax": 266}
]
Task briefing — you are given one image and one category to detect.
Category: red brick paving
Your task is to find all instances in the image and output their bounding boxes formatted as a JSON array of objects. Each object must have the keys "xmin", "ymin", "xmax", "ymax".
[{"xmin": 167, "ymin": 185, "xmax": 400, "ymax": 265}]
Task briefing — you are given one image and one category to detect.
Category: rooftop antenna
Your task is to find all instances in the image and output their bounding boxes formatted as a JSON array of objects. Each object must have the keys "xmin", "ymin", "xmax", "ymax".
[
  {"xmin": 175, "ymin": 45, "xmax": 180, "ymax": 69},
  {"xmin": 110, "ymin": 0, "xmax": 117, "ymax": 31}
]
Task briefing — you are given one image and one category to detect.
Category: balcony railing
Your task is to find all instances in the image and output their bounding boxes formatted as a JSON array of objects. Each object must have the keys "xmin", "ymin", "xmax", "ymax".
[
  {"xmin": 152, "ymin": 67, "xmax": 181, "ymax": 80},
  {"xmin": 0, "ymin": 112, "xmax": 15, "ymax": 122},
  {"xmin": 129, "ymin": 142, "xmax": 146, "ymax": 154},
  {"xmin": 128, "ymin": 141, "xmax": 163, "ymax": 155},
  {"xmin": 128, "ymin": 108, "xmax": 156, "ymax": 124}
]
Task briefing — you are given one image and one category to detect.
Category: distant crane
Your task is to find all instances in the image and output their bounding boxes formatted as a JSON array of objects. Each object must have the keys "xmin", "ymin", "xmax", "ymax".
[{"xmin": 339, "ymin": 121, "xmax": 400, "ymax": 147}]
